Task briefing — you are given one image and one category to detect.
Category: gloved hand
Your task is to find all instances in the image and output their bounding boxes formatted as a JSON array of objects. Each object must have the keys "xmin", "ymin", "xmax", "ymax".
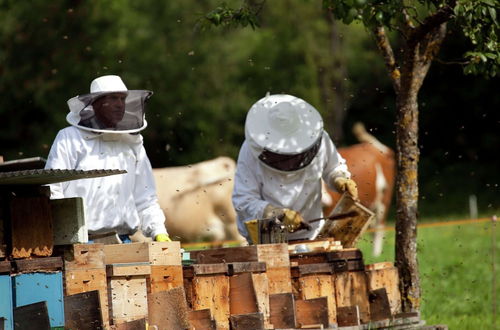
[
  {"xmin": 282, "ymin": 209, "xmax": 306, "ymax": 232},
  {"xmin": 333, "ymin": 177, "xmax": 358, "ymax": 199},
  {"xmin": 262, "ymin": 204, "xmax": 286, "ymax": 219},
  {"xmin": 154, "ymin": 233, "xmax": 172, "ymax": 242},
  {"xmin": 263, "ymin": 204, "xmax": 307, "ymax": 233}
]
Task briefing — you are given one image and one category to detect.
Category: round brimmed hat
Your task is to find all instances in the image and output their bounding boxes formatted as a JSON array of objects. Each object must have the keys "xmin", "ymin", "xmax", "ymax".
[
  {"xmin": 245, "ymin": 94, "xmax": 323, "ymax": 155},
  {"xmin": 66, "ymin": 75, "xmax": 151, "ymax": 134}
]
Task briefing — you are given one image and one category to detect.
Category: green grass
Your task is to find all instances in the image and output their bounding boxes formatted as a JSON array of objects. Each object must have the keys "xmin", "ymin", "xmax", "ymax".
[{"xmin": 357, "ymin": 219, "xmax": 499, "ymax": 330}]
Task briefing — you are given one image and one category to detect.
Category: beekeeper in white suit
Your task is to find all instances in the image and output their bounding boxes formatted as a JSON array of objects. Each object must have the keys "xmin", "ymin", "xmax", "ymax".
[
  {"xmin": 232, "ymin": 93, "xmax": 358, "ymax": 243},
  {"xmin": 45, "ymin": 75, "xmax": 170, "ymax": 243}
]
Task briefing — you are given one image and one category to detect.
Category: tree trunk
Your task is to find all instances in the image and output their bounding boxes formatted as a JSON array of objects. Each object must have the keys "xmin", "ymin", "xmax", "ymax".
[
  {"xmin": 394, "ymin": 23, "xmax": 448, "ymax": 312},
  {"xmin": 395, "ymin": 68, "xmax": 421, "ymax": 312}
]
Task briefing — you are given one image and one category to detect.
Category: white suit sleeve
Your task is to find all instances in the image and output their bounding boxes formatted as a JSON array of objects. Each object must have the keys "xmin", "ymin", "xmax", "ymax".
[
  {"xmin": 232, "ymin": 142, "xmax": 269, "ymax": 239},
  {"xmin": 44, "ymin": 129, "xmax": 75, "ymax": 199},
  {"xmin": 321, "ymin": 132, "xmax": 351, "ymax": 191},
  {"xmin": 133, "ymin": 146, "xmax": 167, "ymax": 238}
]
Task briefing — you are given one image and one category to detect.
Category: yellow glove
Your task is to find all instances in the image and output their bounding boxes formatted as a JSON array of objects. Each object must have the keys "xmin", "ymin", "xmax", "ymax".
[
  {"xmin": 333, "ymin": 177, "xmax": 358, "ymax": 199},
  {"xmin": 244, "ymin": 219, "xmax": 259, "ymax": 245},
  {"xmin": 154, "ymin": 233, "xmax": 172, "ymax": 242},
  {"xmin": 283, "ymin": 209, "xmax": 305, "ymax": 232}
]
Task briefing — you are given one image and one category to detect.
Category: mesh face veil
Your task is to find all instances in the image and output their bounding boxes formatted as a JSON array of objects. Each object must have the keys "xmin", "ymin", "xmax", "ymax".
[
  {"xmin": 258, "ymin": 135, "xmax": 322, "ymax": 171},
  {"xmin": 66, "ymin": 75, "xmax": 151, "ymax": 134}
]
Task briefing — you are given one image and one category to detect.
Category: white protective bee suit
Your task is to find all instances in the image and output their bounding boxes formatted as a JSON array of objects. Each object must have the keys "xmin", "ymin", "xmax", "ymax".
[
  {"xmin": 45, "ymin": 75, "xmax": 167, "ymax": 239},
  {"xmin": 232, "ymin": 94, "xmax": 352, "ymax": 241}
]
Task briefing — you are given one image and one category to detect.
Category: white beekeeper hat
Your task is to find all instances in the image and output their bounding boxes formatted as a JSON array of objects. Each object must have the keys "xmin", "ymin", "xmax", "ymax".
[
  {"xmin": 245, "ymin": 93, "xmax": 324, "ymax": 171},
  {"xmin": 66, "ymin": 75, "xmax": 152, "ymax": 134}
]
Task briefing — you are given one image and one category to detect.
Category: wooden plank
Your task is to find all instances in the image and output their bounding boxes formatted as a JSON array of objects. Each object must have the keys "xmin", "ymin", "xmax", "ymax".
[
  {"xmin": 50, "ymin": 197, "xmax": 88, "ymax": 245},
  {"xmin": 0, "ymin": 261, "xmax": 12, "ymax": 274},
  {"xmin": 191, "ymin": 275, "xmax": 230, "ymax": 330},
  {"xmin": 148, "ymin": 265, "xmax": 183, "ymax": 293},
  {"xmin": 55, "ymin": 243, "xmax": 105, "ymax": 270},
  {"xmin": 0, "ymin": 244, "xmax": 5, "ymax": 259},
  {"xmin": 295, "ymin": 297, "xmax": 329, "ymax": 329},
  {"xmin": 266, "ymin": 267, "xmax": 292, "ymax": 294},
  {"xmin": 297, "ymin": 274, "xmax": 337, "ymax": 326},
  {"xmin": 14, "ymin": 256, "xmax": 63, "ymax": 272},
  {"xmin": 251, "ymin": 273, "xmax": 272, "ymax": 329},
  {"xmin": 104, "ymin": 241, "xmax": 181, "ymax": 266},
  {"xmin": 289, "ymin": 248, "xmax": 363, "ymax": 265},
  {"xmin": 365, "ymin": 263, "xmax": 402, "ymax": 315},
  {"xmin": 255, "ymin": 243, "xmax": 290, "ymax": 268},
  {"xmin": 113, "ymin": 318, "xmax": 147, "ymax": 330},
  {"xmin": 320, "ymin": 193, "xmax": 375, "ymax": 247},
  {"xmin": 106, "ymin": 263, "xmax": 151, "ymax": 277},
  {"xmin": 64, "ymin": 290, "xmax": 103, "ymax": 330},
  {"xmin": 230, "ymin": 313, "xmax": 265, "ymax": 330},
  {"xmin": 291, "ymin": 260, "xmax": 365, "ymax": 277},
  {"xmin": 108, "ymin": 276, "xmax": 148, "ymax": 325},
  {"xmin": 288, "ymin": 238, "xmax": 342, "ymax": 254},
  {"xmin": 189, "ymin": 246, "xmax": 259, "ymax": 264},
  {"xmin": 183, "ymin": 264, "xmax": 228, "ymax": 278},
  {"xmin": 365, "ymin": 261, "xmax": 394, "ymax": 271},
  {"xmin": 13, "ymin": 301, "xmax": 50, "ymax": 330},
  {"xmin": 229, "ymin": 261, "xmax": 266, "ymax": 274},
  {"xmin": 229, "ymin": 273, "xmax": 259, "ymax": 315},
  {"xmin": 148, "ymin": 287, "xmax": 190, "ymax": 330},
  {"xmin": 269, "ymin": 293, "xmax": 296, "ymax": 329},
  {"xmin": 336, "ymin": 305, "xmax": 360, "ymax": 327},
  {"xmin": 10, "ymin": 195, "xmax": 53, "ymax": 258},
  {"xmin": 369, "ymin": 288, "xmax": 392, "ymax": 321},
  {"xmin": 188, "ymin": 309, "xmax": 215, "ymax": 330},
  {"xmin": 64, "ymin": 268, "xmax": 109, "ymax": 326},
  {"xmin": 334, "ymin": 271, "xmax": 370, "ymax": 324},
  {"xmin": 190, "ymin": 244, "xmax": 289, "ymax": 268}
]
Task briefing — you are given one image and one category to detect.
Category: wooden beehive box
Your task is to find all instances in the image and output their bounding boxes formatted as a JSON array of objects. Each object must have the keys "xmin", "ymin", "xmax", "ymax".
[
  {"xmin": 290, "ymin": 247, "xmax": 366, "ymax": 328},
  {"xmin": 103, "ymin": 241, "xmax": 181, "ymax": 266},
  {"xmin": 104, "ymin": 241, "xmax": 183, "ymax": 299},
  {"xmin": 58, "ymin": 243, "xmax": 110, "ymax": 326},
  {"xmin": 106, "ymin": 262, "xmax": 151, "ymax": 325},
  {"xmin": 365, "ymin": 262, "xmax": 402, "ymax": 316},
  {"xmin": 189, "ymin": 243, "xmax": 291, "ymax": 295},
  {"xmin": 12, "ymin": 271, "xmax": 65, "ymax": 328},
  {"xmin": 0, "ymin": 261, "xmax": 13, "ymax": 330},
  {"xmin": 183, "ymin": 254, "xmax": 272, "ymax": 329}
]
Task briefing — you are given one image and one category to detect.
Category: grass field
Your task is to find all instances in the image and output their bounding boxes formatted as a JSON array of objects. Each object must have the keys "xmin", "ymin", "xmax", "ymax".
[{"xmin": 358, "ymin": 218, "xmax": 499, "ymax": 330}]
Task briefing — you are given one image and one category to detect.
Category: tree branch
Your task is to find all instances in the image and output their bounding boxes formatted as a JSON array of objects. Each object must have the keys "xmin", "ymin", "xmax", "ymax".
[
  {"xmin": 373, "ymin": 25, "xmax": 401, "ymax": 94},
  {"xmin": 409, "ymin": 0, "xmax": 456, "ymax": 47}
]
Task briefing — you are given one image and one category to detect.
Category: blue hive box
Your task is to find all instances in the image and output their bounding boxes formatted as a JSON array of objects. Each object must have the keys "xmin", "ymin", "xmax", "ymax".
[
  {"xmin": 0, "ymin": 275, "xmax": 13, "ymax": 330},
  {"xmin": 12, "ymin": 272, "xmax": 64, "ymax": 328}
]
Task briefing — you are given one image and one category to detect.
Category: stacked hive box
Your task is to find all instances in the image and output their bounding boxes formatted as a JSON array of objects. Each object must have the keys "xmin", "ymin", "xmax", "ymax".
[
  {"xmin": 185, "ymin": 240, "xmax": 408, "ymax": 330},
  {"xmin": 103, "ymin": 241, "xmax": 183, "ymax": 327},
  {"xmin": 59, "ymin": 243, "xmax": 109, "ymax": 326},
  {"xmin": 187, "ymin": 243, "xmax": 292, "ymax": 330}
]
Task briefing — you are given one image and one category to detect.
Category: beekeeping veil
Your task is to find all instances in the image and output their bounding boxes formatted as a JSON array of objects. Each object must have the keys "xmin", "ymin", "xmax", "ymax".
[
  {"xmin": 245, "ymin": 93, "xmax": 324, "ymax": 172},
  {"xmin": 66, "ymin": 75, "xmax": 151, "ymax": 134}
]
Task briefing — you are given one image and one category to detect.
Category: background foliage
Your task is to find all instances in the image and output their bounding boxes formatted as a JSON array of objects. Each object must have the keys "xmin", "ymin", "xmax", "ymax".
[{"xmin": 0, "ymin": 0, "xmax": 498, "ymax": 217}]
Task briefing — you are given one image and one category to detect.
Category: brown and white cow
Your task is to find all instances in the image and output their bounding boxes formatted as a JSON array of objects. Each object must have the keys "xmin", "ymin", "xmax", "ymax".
[
  {"xmin": 323, "ymin": 123, "xmax": 395, "ymax": 256},
  {"xmin": 152, "ymin": 156, "xmax": 245, "ymax": 243}
]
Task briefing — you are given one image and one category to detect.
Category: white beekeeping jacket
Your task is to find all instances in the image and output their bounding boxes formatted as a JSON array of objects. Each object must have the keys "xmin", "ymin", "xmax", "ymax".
[
  {"xmin": 232, "ymin": 130, "xmax": 350, "ymax": 241},
  {"xmin": 45, "ymin": 126, "xmax": 167, "ymax": 238}
]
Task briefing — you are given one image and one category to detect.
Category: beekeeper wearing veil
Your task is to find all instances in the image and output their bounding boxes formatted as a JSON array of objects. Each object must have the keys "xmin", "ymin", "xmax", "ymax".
[
  {"xmin": 45, "ymin": 75, "xmax": 170, "ymax": 243},
  {"xmin": 232, "ymin": 94, "xmax": 358, "ymax": 244}
]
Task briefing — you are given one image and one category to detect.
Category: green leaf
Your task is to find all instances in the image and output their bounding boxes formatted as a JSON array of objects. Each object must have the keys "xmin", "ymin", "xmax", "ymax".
[{"xmin": 488, "ymin": 7, "xmax": 497, "ymax": 24}]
